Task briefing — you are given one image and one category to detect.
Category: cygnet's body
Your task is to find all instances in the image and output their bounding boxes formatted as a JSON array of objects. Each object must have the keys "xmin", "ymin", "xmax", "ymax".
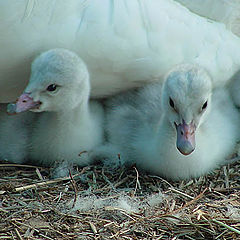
[
  {"xmin": 9, "ymin": 48, "xmax": 104, "ymax": 167},
  {"xmin": 0, "ymin": 105, "xmax": 34, "ymax": 164},
  {"xmin": 104, "ymin": 64, "xmax": 240, "ymax": 180}
]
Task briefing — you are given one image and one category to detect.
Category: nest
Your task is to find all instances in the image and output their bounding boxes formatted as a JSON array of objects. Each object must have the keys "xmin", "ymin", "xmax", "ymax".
[{"xmin": 0, "ymin": 159, "xmax": 240, "ymax": 240}]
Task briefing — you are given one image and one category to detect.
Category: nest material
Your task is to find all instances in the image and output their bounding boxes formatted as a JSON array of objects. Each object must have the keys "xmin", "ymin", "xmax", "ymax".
[{"xmin": 0, "ymin": 160, "xmax": 240, "ymax": 240}]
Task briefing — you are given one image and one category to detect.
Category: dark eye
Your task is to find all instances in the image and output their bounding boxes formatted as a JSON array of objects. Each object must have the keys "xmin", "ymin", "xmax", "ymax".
[
  {"xmin": 46, "ymin": 84, "xmax": 57, "ymax": 92},
  {"xmin": 202, "ymin": 101, "xmax": 208, "ymax": 111},
  {"xmin": 169, "ymin": 97, "xmax": 175, "ymax": 109}
]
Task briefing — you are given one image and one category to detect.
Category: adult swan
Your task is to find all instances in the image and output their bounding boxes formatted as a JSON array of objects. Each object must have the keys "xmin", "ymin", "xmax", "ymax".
[
  {"xmin": 176, "ymin": 0, "xmax": 240, "ymax": 36},
  {"xmin": 0, "ymin": 0, "xmax": 240, "ymax": 102}
]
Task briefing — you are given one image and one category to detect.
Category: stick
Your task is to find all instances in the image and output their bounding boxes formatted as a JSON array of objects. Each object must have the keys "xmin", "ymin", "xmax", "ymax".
[
  {"xmin": 0, "ymin": 163, "xmax": 45, "ymax": 169},
  {"xmin": 0, "ymin": 173, "xmax": 81, "ymax": 195},
  {"xmin": 212, "ymin": 219, "xmax": 240, "ymax": 235},
  {"xmin": 69, "ymin": 169, "xmax": 78, "ymax": 208}
]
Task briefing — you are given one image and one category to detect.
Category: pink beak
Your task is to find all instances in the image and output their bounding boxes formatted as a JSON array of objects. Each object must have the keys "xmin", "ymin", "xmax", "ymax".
[
  {"xmin": 175, "ymin": 120, "xmax": 196, "ymax": 155},
  {"xmin": 7, "ymin": 93, "xmax": 41, "ymax": 114}
]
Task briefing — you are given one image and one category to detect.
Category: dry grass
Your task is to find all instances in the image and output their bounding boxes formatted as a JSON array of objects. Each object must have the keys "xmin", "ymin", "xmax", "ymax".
[{"xmin": 0, "ymin": 159, "xmax": 240, "ymax": 240}]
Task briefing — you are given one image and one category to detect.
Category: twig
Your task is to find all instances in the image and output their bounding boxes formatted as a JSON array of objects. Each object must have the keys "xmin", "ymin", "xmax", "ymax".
[
  {"xmin": 0, "ymin": 173, "xmax": 82, "ymax": 195},
  {"xmin": 93, "ymin": 176, "xmax": 129, "ymax": 193},
  {"xmin": 133, "ymin": 167, "xmax": 141, "ymax": 196},
  {"xmin": 169, "ymin": 187, "xmax": 194, "ymax": 200},
  {"xmin": 38, "ymin": 234, "xmax": 55, "ymax": 240},
  {"xmin": 170, "ymin": 188, "xmax": 208, "ymax": 215},
  {"xmin": 12, "ymin": 219, "xmax": 67, "ymax": 238},
  {"xmin": 223, "ymin": 166, "xmax": 229, "ymax": 188},
  {"xmin": 215, "ymin": 230, "xmax": 228, "ymax": 240},
  {"xmin": 160, "ymin": 215, "xmax": 215, "ymax": 235},
  {"xmin": 14, "ymin": 228, "xmax": 23, "ymax": 240},
  {"xmin": 148, "ymin": 175, "xmax": 174, "ymax": 188},
  {"xmin": 0, "ymin": 164, "xmax": 45, "ymax": 169},
  {"xmin": 35, "ymin": 168, "xmax": 44, "ymax": 180},
  {"xmin": 89, "ymin": 222, "xmax": 98, "ymax": 234},
  {"xmin": 102, "ymin": 168, "xmax": 115, "ymax": 190},
  {"xmin": 212, "ymin": 219, "xmax": 240, "ymax": 235},
  {"xmin": 69, "ymin": 169, "xmax": 78, "ymax": 208}
]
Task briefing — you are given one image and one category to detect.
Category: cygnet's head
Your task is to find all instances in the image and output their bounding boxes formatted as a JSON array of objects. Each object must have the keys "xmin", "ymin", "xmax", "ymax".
[
  {"xmin": 10, "ymin": 48, "xmax": 90, "ymax": 113},
  {"xmin": 162, "ymin": 64, "xmax": 212, "ymax": 156}
]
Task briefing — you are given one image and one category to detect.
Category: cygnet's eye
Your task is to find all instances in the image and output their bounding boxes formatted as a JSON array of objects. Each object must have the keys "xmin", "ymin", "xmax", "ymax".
[
  {"xmin": 46, "ymin": 84, "xmax": 57, "ymax": 92},
  {"xmin": 201, "ymin": 101, "xmax": 208, "ymax": 111},
  {"xmin": 169, "ymin": 97, "xmax": 175, "ymax": 109}
]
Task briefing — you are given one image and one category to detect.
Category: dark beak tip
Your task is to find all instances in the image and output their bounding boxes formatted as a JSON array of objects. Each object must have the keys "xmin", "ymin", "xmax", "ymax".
[
  {"xmin": 177, "ymin": 144, "xmax": 195, "ymax": 156},
  {"xmin": 177, "ymin": 147, "xmax": 195, "ymax": 156}
]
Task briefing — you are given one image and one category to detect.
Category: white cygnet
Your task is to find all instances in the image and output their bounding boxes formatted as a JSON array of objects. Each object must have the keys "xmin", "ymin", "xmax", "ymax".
[
  {"xmin": 8, "ymin": 48, "xmax": 104, "ymax": 175},
  {"xmin": 103, "ymin": 64, "xmax": 240, "ymax": 180}
]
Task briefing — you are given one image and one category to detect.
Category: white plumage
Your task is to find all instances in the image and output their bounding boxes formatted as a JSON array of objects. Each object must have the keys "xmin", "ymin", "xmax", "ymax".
[
  {"xmin": 0, "ymin": 106, "xmax": 34, "ymax": 164},
  {"xmin": 0, "ymin": 0, "xmax": 240, "ymax": 101},
  {"xmin": 104, "ymin": 64, "xmax": 240, "ymax": 180},
  {"xmin": 7, "ymin": 48, "xmax": 104, "ymax": 170},
  {"xmin": 175, "ymin": 0, "xmax": 240, "ymax": 36}
]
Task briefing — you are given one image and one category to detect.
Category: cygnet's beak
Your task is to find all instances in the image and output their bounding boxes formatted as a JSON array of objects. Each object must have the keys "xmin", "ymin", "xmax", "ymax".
[
  {"xmin": 175, "ymin": 120, "xmax": 196, "ymax": 155},
  {"xmin": 7, "ymin": 93, "xmax": 41, "ymax": 114}
]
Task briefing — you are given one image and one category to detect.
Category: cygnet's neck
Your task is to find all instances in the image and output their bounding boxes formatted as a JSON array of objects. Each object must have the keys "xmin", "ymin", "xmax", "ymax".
[
  {"xmin": 55, "ymin": 79, "xmax": 91, "ymax": 126},
  {"xmin": 52, "ymin": 97, "xmax": 91, "ymax": 128}
]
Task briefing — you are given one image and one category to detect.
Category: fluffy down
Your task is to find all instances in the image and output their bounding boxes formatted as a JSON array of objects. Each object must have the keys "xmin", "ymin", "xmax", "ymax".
[
  {"xmin": 104, "ymin": 64, "xmax": 240, "ymax": 180},
  {"xmin": 7, "ymin": 48, "xmax": 104, "ymax": 176}
]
